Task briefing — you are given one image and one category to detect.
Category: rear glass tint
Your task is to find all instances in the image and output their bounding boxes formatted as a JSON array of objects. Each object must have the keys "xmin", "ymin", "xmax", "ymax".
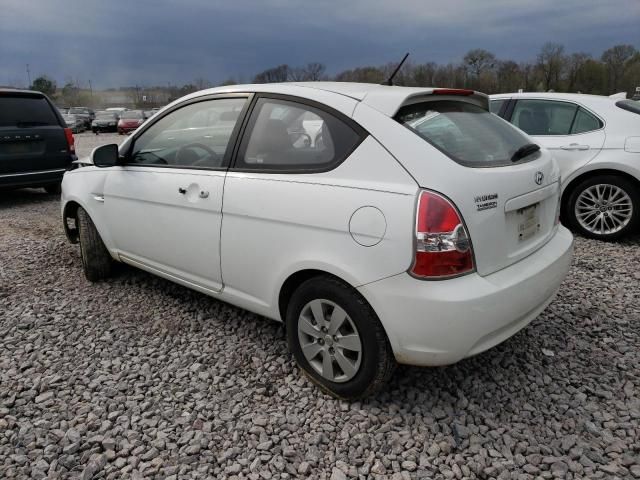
[
  {"xmin": 396, "ymin": 100, "xmax": 535, "ymax": 167},
  {"xmin": 489, "ymin": 99, "xmax": 505, "ymax": 114},
  {"xmin": 571, "ymin": 108, "xmax": 602, "ymax": 134},
  {"xmin": 0, "ymin": 94, "xmax": 59, "ymax": 127}
]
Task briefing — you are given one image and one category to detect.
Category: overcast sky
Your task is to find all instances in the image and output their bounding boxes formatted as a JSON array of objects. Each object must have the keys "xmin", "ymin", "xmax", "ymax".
[{"xmin": 1, "ymin": 0, "xmax": 639, "ymax": 89}]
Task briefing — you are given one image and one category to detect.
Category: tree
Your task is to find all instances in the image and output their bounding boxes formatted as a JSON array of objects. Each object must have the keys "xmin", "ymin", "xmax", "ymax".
[
  {"xmin": 463, "ymin": 49, "xmax": 496, "ymax": 78},
  {"xmin": 574, "ymin": 59, "xmax": 606, "ymax": 94},
  {"xmin": 566, "ymin": 53, "xmax": 591, "ymax": 92},
  {"xmin": 334, "ymin": 66, "xmax": 384, "ymax": 83},
  {"xmin": 601, "ymin": 44, "xmax": 637, "ymax": 93},
  {"xmin": 61, "ymin": 82, "xmax": 80, "ymax": 105},
  {"xmin": 30, "ymin": 75, "xmax": 56, "ymax": 96},
  {"xmin": 253, "ymin": 64, "xmax": 290, "ymax": 83},
  {"xmin": 537, "ymin": 42, "xmax": 565, "ymax": 91},
  {"xmin": 496, "ymin": 61, "xmax": 523, "ymax": 93}
]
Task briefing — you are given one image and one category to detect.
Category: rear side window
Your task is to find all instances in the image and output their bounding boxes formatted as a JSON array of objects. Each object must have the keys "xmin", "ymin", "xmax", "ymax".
[
  {"xmin": 396, "ymin": 100, "xmax": 535, "ymax": 168},
  {"xmin": 511, "ymin": 99, "xmax": 577, "ymax": 135},
  {"xmin": 489, "ymin": 99, "xmax": 506, "ymax": 115},
  {"xmin": 236, "ymin": 98, "xmax": 362, "ymax": 171},
  {"xmin": 571, "ymin": 108, "xmax": 602, "ymax": 134},
  {"xmin": 616, "ymin": 100, "xmax": 640, "ymax": 115},
  {"xmin": 0, "ymin": 94, "xmax": 59, "ymax": 127}
]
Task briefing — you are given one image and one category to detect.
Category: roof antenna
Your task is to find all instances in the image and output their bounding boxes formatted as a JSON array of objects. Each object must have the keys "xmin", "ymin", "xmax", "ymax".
[{"xmin": 382, "ymin": 52, "xmax": 409, "ymax": 86}]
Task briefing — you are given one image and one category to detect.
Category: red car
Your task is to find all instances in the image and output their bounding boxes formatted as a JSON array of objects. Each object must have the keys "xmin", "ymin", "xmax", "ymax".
[{"xmin": 117, "ymin": 110, "xmax": 146, "ymax": 135}]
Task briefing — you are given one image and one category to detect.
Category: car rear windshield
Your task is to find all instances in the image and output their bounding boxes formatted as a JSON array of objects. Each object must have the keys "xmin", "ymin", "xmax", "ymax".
[
  {"xmin": 0, "ymin": 94, "xmax": 59, "ymax": 128},
  {"xmin": 395, "ymin": 100, "xmax": 537, "ymax": 167},
  {"xmin": 616, "ymin": 99, "xmax": 640, "ymax": 115},
  {"xmin": 121, "ymin": 111, "xmax": 143, "ymax": 119}
]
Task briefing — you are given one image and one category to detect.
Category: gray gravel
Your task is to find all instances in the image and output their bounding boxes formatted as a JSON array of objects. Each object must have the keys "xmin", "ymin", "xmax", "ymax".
[{"xmin": 1, "ymin": 145, "xmax": 639, "ymax": 478}]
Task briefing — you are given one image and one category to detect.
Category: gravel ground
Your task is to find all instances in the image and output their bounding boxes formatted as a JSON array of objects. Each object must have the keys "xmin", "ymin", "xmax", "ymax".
[{"xmin": 1, "ymin": 142, "xmax": 639, "ymax": 479}]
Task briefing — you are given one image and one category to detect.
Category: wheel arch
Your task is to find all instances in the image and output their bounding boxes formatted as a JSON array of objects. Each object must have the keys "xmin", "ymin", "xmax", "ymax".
[{"xmin": 62, "ymin": 200, "xmax": 82, "ymax": 243}]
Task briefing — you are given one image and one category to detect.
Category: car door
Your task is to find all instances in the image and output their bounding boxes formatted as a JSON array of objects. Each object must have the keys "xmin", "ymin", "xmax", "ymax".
[
  {"xmin": 508, "ymin": 99, "xmax": 605, "ymax": 180},
  {"xmin": 102, "ymin": 95, "xmax": 249, "ymax": 293}
]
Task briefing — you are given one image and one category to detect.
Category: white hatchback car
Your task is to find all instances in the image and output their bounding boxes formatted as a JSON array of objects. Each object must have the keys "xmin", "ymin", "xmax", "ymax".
[
  {"xmin": 491, "ymin": 93, "xmax": 640, "ymax": 240},
  {"xmin": 62, "ymin": 83, "xmax": 573, "ymax": 399}
]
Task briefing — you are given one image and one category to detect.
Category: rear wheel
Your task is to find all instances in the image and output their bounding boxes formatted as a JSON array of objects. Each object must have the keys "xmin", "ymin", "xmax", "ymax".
[
  {"xmin": 44, "ymin": 183, "xmax": 61, "ymax": 195},
  {"xmin": 286, "ymin": 276, "xmax": 395, "ymax": 399},
  {"xmin": 77, "ymin": 207, "xmax": 112, "ymax": 281},
  {"xmin": 565, "ymin": 175, "xmax": 639, "ymax": 240}
]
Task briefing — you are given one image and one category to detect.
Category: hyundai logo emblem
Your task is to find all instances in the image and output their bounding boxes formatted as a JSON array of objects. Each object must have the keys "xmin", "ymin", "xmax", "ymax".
[{"xmin": 535, "ymin": 171, "xmax": 544, "ymax": 185}]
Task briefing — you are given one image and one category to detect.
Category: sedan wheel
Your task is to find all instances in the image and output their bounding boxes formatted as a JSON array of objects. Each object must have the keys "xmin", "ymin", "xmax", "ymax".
[
  {"xmin": 566, "ymin": 175, "xmax": 639, "ymax": 240},
  {"xmin": 286, "ymin": 276, "xmax": 395, "ymax": 399}
]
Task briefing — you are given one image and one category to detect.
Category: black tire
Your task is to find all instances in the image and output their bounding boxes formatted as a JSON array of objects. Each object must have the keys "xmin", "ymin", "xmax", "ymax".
[
  {"xmin": 286, "ymin": 275, "xmax": 395, "ymax": 400},
  {"xmin": 77, "ymin": 208, "xmax": 112, "ymax": 281},
  {"xmin": 564, "ymin": 175, "xmax": 639, "ymax": 241},
  {"xmin": 44, "ymin": 183, "xmax": 61, "ymax": 195}
]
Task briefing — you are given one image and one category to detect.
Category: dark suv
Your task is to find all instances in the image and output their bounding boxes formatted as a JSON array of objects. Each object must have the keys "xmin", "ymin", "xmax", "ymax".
[{"xmin": 0, "ymin": 89, "xmax": 76, "ymax": 193}]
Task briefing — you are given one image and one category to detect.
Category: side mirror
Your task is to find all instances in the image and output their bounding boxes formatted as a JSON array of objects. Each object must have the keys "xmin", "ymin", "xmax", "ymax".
[{"xmin": 92, "ymin": 143, "xmax": 120, "ymax": 167}]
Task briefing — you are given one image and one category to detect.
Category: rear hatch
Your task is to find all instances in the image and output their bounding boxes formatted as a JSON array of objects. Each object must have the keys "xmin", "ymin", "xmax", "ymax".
[
  {"xmin": 393, "ymin": 94, "xmax": 561, "ymax": 276},
  {"xmin": 0, "ymin": 91, "xmax": 72, "ymax": 174}
]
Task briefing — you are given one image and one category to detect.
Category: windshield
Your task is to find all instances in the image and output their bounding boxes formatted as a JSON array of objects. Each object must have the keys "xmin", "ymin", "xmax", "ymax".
[
  {"xmin": 395, "ymin": 100, "xmax": 537, "ymax": 167},
  {"xmin": 96, "ymin": 112, "xmax": 117, "ymax": 119},
  {"xmin": 121, "ymin": 111, "xmax": 143, "ymax": 119},
  {"xmin": 69, "ymin": 107, "xmax": 87, "ymax": 114}
]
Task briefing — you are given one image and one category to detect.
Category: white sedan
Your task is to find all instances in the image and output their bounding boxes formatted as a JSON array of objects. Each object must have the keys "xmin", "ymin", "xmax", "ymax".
[
  {"xmin": 491, "ymin": 92, "xmax": 640, "ymax": 240},
  {"xmin": 62, "ymin": 83, "xmax": 573, "ymax": 399}
]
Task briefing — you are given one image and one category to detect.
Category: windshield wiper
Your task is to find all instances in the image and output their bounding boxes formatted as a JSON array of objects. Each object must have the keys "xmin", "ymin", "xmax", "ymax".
[{"xmin": 511, "ymin": 143, "xmax": 540, "ymax": 162}]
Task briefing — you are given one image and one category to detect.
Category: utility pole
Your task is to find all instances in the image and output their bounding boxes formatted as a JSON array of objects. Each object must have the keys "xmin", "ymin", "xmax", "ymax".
[
  {"xmin": 88, "ymin": 79, "xmax": 93, "ymax": 98},
  {"xmin": 26, "ymin": 64, "xmax": 31, "ymax": 87}
]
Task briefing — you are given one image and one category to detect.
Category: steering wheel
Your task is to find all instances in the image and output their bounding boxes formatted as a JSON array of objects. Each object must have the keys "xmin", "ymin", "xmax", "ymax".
[{"xmin": 175, "ymin": 143, "xmax": 220, "ymax": 167}]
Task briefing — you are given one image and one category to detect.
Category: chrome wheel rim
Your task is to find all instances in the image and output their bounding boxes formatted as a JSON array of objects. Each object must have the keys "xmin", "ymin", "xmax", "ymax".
[
  {"xmin": 575, "ymin": 184, "xmax": 633, "ymax": 235},
  {"xmin": 297, "ymin": 299, "xmax": 362, "ymax": 383}
]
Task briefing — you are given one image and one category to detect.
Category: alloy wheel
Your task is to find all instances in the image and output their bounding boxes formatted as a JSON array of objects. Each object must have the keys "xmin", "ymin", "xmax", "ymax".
[{"xmin": 575, "ymin": 184, "xmax": 633, "ymax": 235}]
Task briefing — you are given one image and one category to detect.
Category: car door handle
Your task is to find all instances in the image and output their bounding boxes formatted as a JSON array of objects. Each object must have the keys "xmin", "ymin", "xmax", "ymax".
[
  {"xmin": 178, "ymin": 187, "xmax": 187, "ymax": 194},
  {"xmin": 560, "ymin": 144, "xmax": 590, "ymax": 151}
]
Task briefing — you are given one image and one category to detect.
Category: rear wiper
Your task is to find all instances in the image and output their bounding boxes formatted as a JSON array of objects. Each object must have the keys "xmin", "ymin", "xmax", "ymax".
[
  {"xmin": 511, "ymin": 143, "xmax": 540, "ymax": 162},
  {"xmin": 16, "ymin": 121, "xmax": 49, "ymax": 127}
]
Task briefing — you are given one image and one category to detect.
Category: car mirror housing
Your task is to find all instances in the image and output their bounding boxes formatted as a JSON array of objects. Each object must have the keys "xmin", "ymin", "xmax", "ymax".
[{"xmin": 92, "ymin": 144, "xmax": 120, "ymax": 167}]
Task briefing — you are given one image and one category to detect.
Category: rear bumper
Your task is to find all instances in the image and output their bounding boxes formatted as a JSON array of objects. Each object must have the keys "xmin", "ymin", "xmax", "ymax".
[
  {"xmin": 358, "ymin": 226, "xmax": 574, "ymax": 366},
  {"xmin": 0, "ymin": 167, "xmax": 68, "ymax": 189}
]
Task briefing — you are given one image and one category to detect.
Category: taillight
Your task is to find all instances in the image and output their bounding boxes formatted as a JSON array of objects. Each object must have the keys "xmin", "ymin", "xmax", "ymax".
[
  {"xmin": 432, "ymin": 88, "xmax": 475, "ymax": 96},
  {"xmin": 64, "ymin": 128, "xmax": 75, "ymax": 153},
  {"xmin": 411, "ymin": 190, "xmax": 474, "ymax": 279}
]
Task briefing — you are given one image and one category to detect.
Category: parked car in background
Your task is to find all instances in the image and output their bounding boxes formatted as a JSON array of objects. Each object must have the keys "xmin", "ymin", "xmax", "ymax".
[
  {"xmin": 1, "ymin": 88, "xmax": 76, "ymax": 193},
  {"xmin": 117, "ymin": 110, "xmax": 146, "ymax": 135},
  {"xmin": 57, "ymin": 107, "xmax": 69, "ymax": 115},
  {"xmin": 91, "ymin": 111, "xmax": 119, "ymax": 133},
  {"xmin": 491, "ymin": 93, "xmax": 640, "ymax": 240},
  {"xmin": 68, "ymin": 107, "xmax": 95, "ymax": 129},
  {"xmin": 61, "ymin": 83, "xmax": 573, "ymax": 398},
  {"xmin": 106, "ymin": 107, "xmax": 128, "ymax": 113},
  {"xmin": 62, "ymin": 113, "xmax": 85, "ymax": 133}
]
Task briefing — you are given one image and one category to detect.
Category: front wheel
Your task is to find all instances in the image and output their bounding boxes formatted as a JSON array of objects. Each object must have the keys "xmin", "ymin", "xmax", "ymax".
[
  {"xmin": 286, "ymin": 276, "xmax": 395, "ymax": 399},
  {"xmin": 77, "ymin": 208, "xmax": 113, "ymax": 281},
  {"xmin": 565, "ymin": 175, "xmax": 639, "ymax": 241}
]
